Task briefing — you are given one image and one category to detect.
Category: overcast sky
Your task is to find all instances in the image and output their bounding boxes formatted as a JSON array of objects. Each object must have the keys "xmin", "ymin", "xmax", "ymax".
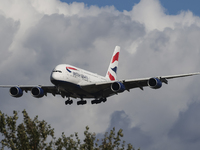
[{"xmin": 0, "ymin": 0, "xmax": 200, "ymax": 149}]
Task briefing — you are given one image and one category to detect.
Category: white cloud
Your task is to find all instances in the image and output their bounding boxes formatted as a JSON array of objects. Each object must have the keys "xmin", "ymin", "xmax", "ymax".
[
  {"xmin": 0, "ymin": 0, "xmax": 200, "ymax": 149},
  {"xmin": 124, "ymin": 0, "xmax": 200, "ymax": 32}
]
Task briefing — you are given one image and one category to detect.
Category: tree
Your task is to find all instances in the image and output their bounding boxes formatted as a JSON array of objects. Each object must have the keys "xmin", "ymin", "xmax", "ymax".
[{"xmin": 0, "ymin": 110, "xmax": 139, "ymax": 150}]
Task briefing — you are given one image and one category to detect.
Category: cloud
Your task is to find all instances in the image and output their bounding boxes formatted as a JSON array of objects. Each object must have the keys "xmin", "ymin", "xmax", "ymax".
[
  {"xmin": 124, "ymin": 0, "xmax": 200, "ymax": 32},
  {"xmin": 168, "ymin": 102, "xmax": 200, "ymax": 147},
  {"xmin": 0, "ymin": 0, "xmax": 200, "ymax": 149},
  {"xmin": 97, "ymin": 111, "xmax": 153, "ymax": 149},
  {"xmin": 0, "ymin": 15, "xmax": 19, "ymax": 68}
]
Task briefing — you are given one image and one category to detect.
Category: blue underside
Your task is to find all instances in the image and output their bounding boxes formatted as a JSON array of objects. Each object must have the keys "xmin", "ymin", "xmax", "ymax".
[{"xmin": 51, "ymin": 79, "xmax": 80, "ymax": 88}]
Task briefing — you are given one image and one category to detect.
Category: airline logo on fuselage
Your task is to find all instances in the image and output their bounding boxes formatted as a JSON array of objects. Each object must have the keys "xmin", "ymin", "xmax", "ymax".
[
  {"xmin": 66, "ymin": 66, "xmax": 88, "ymax": 81},
  {"xmin": 66, "ymin": 67, "xmax": 77, "ymax": 73}
]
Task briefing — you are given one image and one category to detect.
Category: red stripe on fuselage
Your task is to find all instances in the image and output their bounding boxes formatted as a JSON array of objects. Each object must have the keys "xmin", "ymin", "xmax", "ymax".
[{"xmin": 66, "ymin": 67, "xmax": 77, "ymax": 70}]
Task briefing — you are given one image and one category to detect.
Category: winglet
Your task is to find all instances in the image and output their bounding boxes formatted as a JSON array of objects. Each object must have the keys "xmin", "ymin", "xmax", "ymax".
[{"xmin": 105, "ymin": 46, "xmax": 120, "ymax": 81}]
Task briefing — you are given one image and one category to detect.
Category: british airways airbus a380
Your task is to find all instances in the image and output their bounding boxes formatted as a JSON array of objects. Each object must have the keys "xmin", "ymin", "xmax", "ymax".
[{"xmin": 1, "ymin": 46, "xmax": 200, "ymax": 105}]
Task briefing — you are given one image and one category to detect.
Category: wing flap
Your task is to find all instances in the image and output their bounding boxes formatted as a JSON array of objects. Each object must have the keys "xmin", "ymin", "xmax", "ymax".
[
  {"xmin": 81, "ymin": 82, "xmax": 112, "ymax": 93},
  {"xmin": 122, "ymin": 79, "xmax": 149, "ymax": 90}
]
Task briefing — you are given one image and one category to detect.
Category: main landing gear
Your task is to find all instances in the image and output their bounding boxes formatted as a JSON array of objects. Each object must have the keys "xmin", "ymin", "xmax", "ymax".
[
  {"xmin": 77, "ymin": 100, "xmax": 87, "ymax": 105},
  {"xmin": 91, "ymin": 98, "xmax": 107, "ymax": 104},
  {"xmin": 65, "ymin": 98, "xmax": 106, "ymax": 105},
  {"xmin": 65, "ymin": 98, "xmax": 73, "ymax": 105},
  {"xmin": 65, "ymin": 98, "xmax": 87, "ymax": 105}
]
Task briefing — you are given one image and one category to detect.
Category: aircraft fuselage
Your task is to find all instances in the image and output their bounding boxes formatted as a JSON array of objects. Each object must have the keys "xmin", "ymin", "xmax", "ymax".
[{"xmin": 50, "ymin": 64, "xmax": 109, "ymax": 99}]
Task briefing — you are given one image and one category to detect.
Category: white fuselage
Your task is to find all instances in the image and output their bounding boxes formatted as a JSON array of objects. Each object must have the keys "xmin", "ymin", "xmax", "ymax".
[{"xmin": 50, "ymin": 64, "xmax": 109, "ymax": 86}]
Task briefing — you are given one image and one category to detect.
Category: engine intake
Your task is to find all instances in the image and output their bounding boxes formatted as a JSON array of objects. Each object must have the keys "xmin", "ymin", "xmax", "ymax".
[
  {"xmin": 111, "ymin": 82, "xmax": 125, "ymax": 93},
  {"xmin": 10, "ymin": 87, "xmax": 23, "ymax": 97},
  {"xmin": 148, "ymin": 78, "xmax": 162, "ymax": 89},
  {"xmin": 31, "ymin": 87, "xmax": 44, "ymax": 98}
]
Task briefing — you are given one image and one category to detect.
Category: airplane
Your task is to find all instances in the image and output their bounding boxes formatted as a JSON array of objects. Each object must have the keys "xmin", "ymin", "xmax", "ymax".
[{"xmin": 1, "ymin": 46, "xmax": 200, "ymax": 105}]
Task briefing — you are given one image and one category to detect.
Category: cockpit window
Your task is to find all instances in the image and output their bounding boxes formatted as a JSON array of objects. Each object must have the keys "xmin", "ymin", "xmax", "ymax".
[{"xmin": 53, "ymin": 70, "xmax": 62, "ymax": 73}]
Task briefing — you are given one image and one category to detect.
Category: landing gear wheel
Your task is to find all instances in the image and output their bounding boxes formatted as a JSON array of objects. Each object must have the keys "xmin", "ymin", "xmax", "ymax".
[
  {"xmin": 77, "ymin": 100, "xmax": 87, "ymax": 105},
  {"xmin": 65, "ymin": 100, "xmax": 68, "ymax": 105},
  {"xmin": 65, "ymin": 100, "xmax": 73, "ymax": 105},
  {"xmin": 102, "ymin": 98, "xmax": 107, "ymax": 103},
  {"xmin": 91, "ymin": 100, "xmax": 98, "ymax": 104},
  {"xmin": 69, "ymin": 100, "xmax": 73, "ymax": 105},
  {"xmin": 91, "ymin": 98, "xmax": 106, "ymax": 104}
]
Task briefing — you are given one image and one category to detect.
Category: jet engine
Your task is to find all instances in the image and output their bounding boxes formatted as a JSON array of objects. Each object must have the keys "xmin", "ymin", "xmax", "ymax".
[
  {"xmin": 9, "ymin": 87, "xmax": 23, "ymax": 97},
  {"xmin": 148, "ymin": 77, "xmax": 162, "ymax": 89},
  {"xmin": 111, "ymin": 82, "xmax": 125, "ymax": 93},
  {"xmin": 31, "ymin": 87, "xmax": 44, "ymax": 98}
]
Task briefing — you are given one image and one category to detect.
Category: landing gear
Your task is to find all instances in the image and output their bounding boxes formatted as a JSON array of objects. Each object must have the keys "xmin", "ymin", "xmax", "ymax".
[
  {"xmin": 65, "ymin": 98, "xmax": 73, "ymax": 105},
  {"xmin": 65, "ymin": 97, "xmax": 87, "ymax": 105},
  {"xmin": 101, "ymin": 98, "xmax": 107, "ymax": 103},
  {"xmin": 91, "ymin": 98, "xmax": 107, "ymax": 104},
  {"xmin": 77, "ymin": 100, "xmax": 87, "ymax": 105},
  {"xmin": 91, "ymin": 100, "xmax": 101, "ymax": 104},
  {"xmin": 65, "ymin": 97, "xmax": 106, "ymax": 105}
]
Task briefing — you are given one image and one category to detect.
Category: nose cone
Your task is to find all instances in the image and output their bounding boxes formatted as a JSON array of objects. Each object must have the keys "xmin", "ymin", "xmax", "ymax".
[
  {"xmin": 51, "ymin": 71, "xmax": 63, "ymax": 85},
  {"xmin": 50, "ymin": 71, "xmax": 56, "ymax": 81},
  {"xmin": 50, "ymin": 72, "xmax": 57, "ymax": 84},
  {"xmin": 50, "ymin": 70, "xmax": 62, "ymax": 85},
  {"xmin": 50, "ymin": 64, "xmax": 66, "ymax": 85}
]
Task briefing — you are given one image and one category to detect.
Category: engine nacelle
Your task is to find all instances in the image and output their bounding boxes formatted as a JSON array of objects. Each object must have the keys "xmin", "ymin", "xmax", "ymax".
[
  {"xmin": 9, "ymin": 87, "xmax": 23, "ymax": 98},
  {"xmin": 111, "ymin": 82, "xmax": 125, "ymax": 93},
  {"xmin": 31, "ymin": 87, "xmax": 44, "ymax": 98},
  {"xmin": 148, "ymin": 77, "xmax": 162, "ymax": 89}
]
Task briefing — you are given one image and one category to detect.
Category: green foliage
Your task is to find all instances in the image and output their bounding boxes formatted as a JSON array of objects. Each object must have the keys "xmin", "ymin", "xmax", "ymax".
[
  {"xmin": 0, "ymin": 110, "xmax": 54, "ymax": 150},
  {"xmin": 0, "ymin": 110, "xmax": 139, "ymax": 150}
]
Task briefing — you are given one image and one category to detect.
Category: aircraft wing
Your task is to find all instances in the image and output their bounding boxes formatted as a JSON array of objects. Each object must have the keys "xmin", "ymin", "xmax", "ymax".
[
  {"xmin": 0, "ymin": 85, "xmax": 59, "ymax": 96},
  {"xmin": 160, "ymin": 72, "xmax": 200, "ymax": 79},
  {"xmin": 123, "ymin": 72, "xmax": 200, "ymax": 90},
  {"xmin": 80, "ymin": 78, "xmax": 148, "ymax": 96},
  {"xmin": 81, "ymin": 72, "xmax": 200, "ymax": 97},
  {"xmin": 1, "ymin": 72, "xmax": 200, "ymax": 99}
]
